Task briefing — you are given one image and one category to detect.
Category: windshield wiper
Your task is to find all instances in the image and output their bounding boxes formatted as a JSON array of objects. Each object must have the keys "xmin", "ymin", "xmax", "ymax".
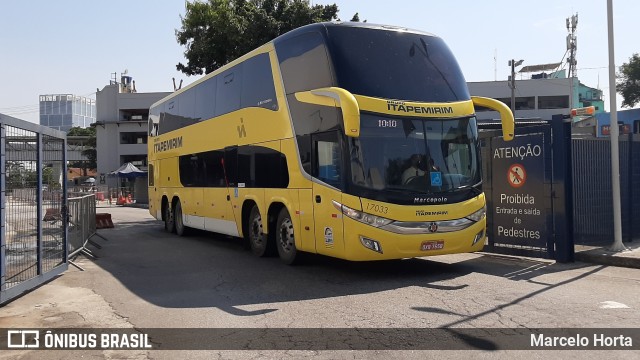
[
  {"xmin": 449, "ymin": 183, "xmax": 482, "ymax": 196},
  {"xmin": 385, "ymin": 186, "xmax": 432, "ymax": 195}
]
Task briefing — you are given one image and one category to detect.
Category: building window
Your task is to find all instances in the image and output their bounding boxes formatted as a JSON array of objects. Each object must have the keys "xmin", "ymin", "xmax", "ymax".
[
  {"xmin": 121, "ymin": 155, "xmax": 147, "ymax": 168},
  {"xmin": 515, "ymin": 97, "xmax": 535, "ymax": 110},
  {"xmin": 120, "ymin": 132, "xmax": 148, "ymax": 144},
  {"xmin": 538, "ymin": 95, "xmax": 569, "ymax": 109}
]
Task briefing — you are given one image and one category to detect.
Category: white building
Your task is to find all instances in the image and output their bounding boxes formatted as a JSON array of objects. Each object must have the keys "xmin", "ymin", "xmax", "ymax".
[
  {"xmin": 468, "ymin": 68, "xmax": 603, "ymax": 121},
  {"xmin": 95, "ymin": 76, "xmax": 169, "ymax": 201}
]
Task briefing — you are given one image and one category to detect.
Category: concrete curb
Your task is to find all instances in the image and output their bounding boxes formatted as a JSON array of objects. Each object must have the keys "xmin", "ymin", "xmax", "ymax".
[
  {"xmin": 574, "ymin": 243, "xmax": 640, "ymax": 269},
  {"xmin": 575, "ymin": 251, "xmax": 640, "ymax": 269}
]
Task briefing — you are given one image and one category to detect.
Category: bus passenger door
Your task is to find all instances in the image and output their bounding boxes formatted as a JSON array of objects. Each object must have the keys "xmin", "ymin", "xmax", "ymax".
[
  {"xmin": 311, "ymin": 131, "xmax": 345, "ymax": 257},
  {"xmin": 201, "ymin": 149, "xmax": 238, "ymax": 237},
  {"xmin": 222, "ymin": 147, "xmax": 241, "ymax": 235}
]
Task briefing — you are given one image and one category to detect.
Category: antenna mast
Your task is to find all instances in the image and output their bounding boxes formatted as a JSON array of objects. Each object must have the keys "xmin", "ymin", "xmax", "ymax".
[{"xmin": 566, "ymin": 13, "xmax": 578, "ymax": 78}]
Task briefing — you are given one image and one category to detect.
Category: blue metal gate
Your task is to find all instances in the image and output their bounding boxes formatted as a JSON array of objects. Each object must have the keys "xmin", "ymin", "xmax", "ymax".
[
  {"xmin": 572, "ymin": 134, "xmax": 640, "ymax": 245},
  {"xmin": 1, "ymin": 114, "xmax": 68, "ymax": 304}
]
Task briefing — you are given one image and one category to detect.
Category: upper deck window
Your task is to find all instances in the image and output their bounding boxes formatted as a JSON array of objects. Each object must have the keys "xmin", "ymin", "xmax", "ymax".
[
  {"xmin": 275, "ymin": 31, "xmax": 334, "ymax": 94},
  {"xmin": 326, "ymin": 26, "xmax": 470, "ymax": 103}
]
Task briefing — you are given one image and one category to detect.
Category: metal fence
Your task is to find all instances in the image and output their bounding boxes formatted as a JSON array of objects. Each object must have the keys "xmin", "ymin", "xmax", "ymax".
[
  {"xmin": 1, "ymin": 114, "xmax": 68, "ymax": 304},
  {"xmin": 572, "ymin": 134, "xmax": 640, "ymax": 245}
]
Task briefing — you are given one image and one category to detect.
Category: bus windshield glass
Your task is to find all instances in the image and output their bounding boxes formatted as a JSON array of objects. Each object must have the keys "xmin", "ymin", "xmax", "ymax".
[
  {"xmin": 326, "ymin": 26, "xmax": 470, "ymax": 102},
  {"xmin": 349, "ymin": 115, "xmax": 480, "ymax": 195}
]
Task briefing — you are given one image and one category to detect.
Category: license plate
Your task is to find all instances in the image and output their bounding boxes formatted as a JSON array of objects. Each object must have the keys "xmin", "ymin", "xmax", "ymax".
[{"xmin": 421, "ymin": 240, "xmax": 444, "ymax": 251}]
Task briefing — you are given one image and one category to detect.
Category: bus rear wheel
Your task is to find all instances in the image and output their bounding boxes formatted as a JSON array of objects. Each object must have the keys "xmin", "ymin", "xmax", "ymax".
[
  {"xmin": 247, "ymin": 205, "xmax": 270, "ymax": 257},
  {"xmin": 276, "ymin": 208, "xmax": 299, "ymax": 265},
  {"xmin": 164, "ymin": 202, "xmax": 175, "ymax": 233},
  {"xmin": 174, "ymin": 200, "xmax": 189, "ymax": 236}
]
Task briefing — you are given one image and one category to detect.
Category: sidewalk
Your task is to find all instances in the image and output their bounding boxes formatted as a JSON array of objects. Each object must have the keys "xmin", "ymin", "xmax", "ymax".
[{"xmin": 574, "ymin": 241, "xmax": 640, "ymax": 269}]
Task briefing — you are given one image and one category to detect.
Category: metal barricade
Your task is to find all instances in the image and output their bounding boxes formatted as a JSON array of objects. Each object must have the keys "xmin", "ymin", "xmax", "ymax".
[{"xmin": 67, "ymin": 194, "xmax": 97, "ymax": 258}]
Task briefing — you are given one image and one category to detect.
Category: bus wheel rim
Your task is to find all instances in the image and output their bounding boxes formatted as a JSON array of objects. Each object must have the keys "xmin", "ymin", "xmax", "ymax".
[
  {"xmin": 250, "ymin": 214, "xmax": 263, "ymax": 245},
  {"xmin": 166, "ymin": 206, "xmax": 173, "ymax": 222},
  {"xmin": 279, "ymin": 218, "xmax": 294, "ymax": 252},
  {"xmin": 176, "ymin": 205, "xmax": 182, "ymax": 230}
]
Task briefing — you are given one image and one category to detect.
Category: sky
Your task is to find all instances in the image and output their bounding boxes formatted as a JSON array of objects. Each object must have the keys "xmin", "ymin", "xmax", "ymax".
[{"xmin": 0, "ymin": 0, "xmax": 638, "ymax": 124}]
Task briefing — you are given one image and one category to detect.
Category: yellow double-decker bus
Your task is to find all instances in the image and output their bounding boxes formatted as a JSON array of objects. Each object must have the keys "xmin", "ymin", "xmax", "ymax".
[{"xmin": 148, "ymin": 22, "xmax": 514, "ymax": 264}]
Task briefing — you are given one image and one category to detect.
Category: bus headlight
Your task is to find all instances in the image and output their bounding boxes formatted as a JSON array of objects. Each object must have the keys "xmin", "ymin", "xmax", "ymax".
[
  {"xmin": 332, "ymin": 200, "xmax": 393, "ymax": 228},
  {"xmin": 465, "ymin": 205, "xmax": 486, "ymax": 222}
]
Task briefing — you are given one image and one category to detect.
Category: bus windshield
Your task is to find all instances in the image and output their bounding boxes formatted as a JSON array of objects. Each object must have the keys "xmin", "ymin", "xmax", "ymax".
[
  {"xmin": 326, "ymin": 26, "xmax": 470, "ymax": 102},
  {"xmin": 349, "ymin": 115, "xmax": 481, "ymax": 196}
]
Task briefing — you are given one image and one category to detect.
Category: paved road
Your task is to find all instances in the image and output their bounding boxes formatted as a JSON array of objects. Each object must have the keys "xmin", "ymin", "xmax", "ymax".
[{"xmin": 2, "ymin": 206, "xmax": 639, "ymax": 359}]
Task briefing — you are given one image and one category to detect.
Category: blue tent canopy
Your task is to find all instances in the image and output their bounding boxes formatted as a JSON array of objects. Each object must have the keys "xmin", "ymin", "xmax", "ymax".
[{"xmin": 108, "ymin": 162, "xmax": 146, "ymax": 178}]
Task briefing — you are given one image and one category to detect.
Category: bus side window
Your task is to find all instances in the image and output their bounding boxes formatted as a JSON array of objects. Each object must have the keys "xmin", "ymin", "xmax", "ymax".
[
  {"xmin": 313, "ymin": 131, "xmax": 342, "ymax": 189},
  {"xmin": 216, "ymin": 64, "xmax": 243, "ymax": 116},
  {"xmin": 241, "ymin": 53, "xmax": 278, "ymax": 111}
]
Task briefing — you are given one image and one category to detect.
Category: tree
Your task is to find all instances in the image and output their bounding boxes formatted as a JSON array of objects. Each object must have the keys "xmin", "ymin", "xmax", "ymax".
[
  {"xmin": 176, "ymin": 0, "xmax": 359, "ymax": 76},
  {"xmin": 67, "ymin": 126, "xmax": 97, "ymax": 175},
  {"xmin": 617, "ymin": 53, "xmax": 640, "ymax": 108}
]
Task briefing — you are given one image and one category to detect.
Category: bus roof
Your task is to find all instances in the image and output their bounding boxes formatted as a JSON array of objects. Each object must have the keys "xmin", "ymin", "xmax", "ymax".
[
  {"xmin": 151, "ymin": 22, "xmax": 440, "ymax": 109},
  {"xmin": 273, "ymin": 21, "xmax": 439, "ymax": 45}
]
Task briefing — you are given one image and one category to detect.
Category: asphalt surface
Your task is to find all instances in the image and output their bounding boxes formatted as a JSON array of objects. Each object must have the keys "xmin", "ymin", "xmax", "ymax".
[{"xmin": 1, "ymin": 206, "xmax": 639, "ymax": 359}]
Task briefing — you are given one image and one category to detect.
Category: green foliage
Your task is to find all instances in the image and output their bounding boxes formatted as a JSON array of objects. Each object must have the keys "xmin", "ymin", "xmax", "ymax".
[
  {"xmin": 42, "ymin": 166, "xmax": 56, "ymax": 187},
  {"xmin": 617, "ymin": 53, "xmax": 640, "ymax": 108},
  {"xmin": 176, "ymin": 0, "xmax": 358, "ymax": 75},
  {"xmin": 67, "ymin": 126, "xmax": 95, "ymax": 137},
  {"xmin": 67, "ymin": 126, "xmax": 97, "ymax": 173}
]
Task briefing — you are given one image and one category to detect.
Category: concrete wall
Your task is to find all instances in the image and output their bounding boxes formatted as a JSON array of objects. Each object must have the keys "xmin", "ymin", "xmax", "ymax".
[
  {"xmin": 96, "ymin": 84, "xmax": 119, "ymax": 123},
  {"xmin": 595, "ymin": 108, "xmax": 640, "ymax": 137},
  {"xmin": 96, "ymin": 122, "xmax": 149, "ymax": 175},
  {"xmin": 117, "ymin": 92, "xmax": 167, "ymax": 111},
  {"xmin": 95, "ymin": 83, "xmax": 169, "ymax": 180}
]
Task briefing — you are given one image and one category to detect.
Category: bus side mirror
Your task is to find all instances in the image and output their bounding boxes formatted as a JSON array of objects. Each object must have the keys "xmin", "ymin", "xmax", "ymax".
[
  {"xmin": 295, "ymin": 87, "xmax": 360, "ymax": 137},
  {"xmin": 471, "ymin": 96, "xmax": 515, "ymax": 141}
]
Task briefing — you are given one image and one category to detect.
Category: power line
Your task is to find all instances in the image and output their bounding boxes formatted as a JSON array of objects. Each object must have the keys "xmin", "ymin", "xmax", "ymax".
[{"xmin": 0, "ymin": 92, "xmax": 97, "ymax": 116}]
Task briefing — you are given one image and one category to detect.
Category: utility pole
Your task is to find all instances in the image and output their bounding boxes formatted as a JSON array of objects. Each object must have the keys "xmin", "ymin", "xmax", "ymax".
[
  {"xmin": 566, "ymin": 13, "xmax": 578, "ymax": 111},
  {"xmin": 606, "ymin": 0, "xmax": 626, "ymax": 252},
  {"xmin": 508, "ymin": 59, "xmax": 524, "ymax": 113}
]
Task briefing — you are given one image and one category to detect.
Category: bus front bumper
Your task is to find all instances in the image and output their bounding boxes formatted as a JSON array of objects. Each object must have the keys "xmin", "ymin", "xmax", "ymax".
[{"xmin": 342, "ymin": 217, "xmax": 487, "ymax": 261}]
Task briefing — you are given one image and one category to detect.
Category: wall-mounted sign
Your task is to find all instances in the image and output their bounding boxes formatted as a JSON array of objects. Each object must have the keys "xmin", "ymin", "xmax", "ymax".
[
  {"xmin": 601, "ymin": 124, "xmax": 631, "ymax": 136},
  {"xmin": 491, "ymin": 133, "xmax": 547, "ymax": 248}
]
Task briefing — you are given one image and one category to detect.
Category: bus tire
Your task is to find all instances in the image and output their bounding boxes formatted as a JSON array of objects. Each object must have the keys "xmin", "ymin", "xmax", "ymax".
[
  {"xmin": 247, "ymin": 205, "xmax": 269, "ymax": 257},
  {"xmin": 164, "ymin": 202, "xmax": 175, "ymax": 234},
  {"xmin": 276, "ymin": 208, "xmax": 299, "ymax": 265},
  {"xmin": 174, "ymin": 200, "xmax": 189, "ymax": 236}
]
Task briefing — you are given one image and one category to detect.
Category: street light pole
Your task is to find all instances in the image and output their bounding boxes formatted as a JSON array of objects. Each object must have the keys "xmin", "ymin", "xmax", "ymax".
[
  {"xmin": 606, "ymin": 0, "xmax": 626, "ymax": 252},
  {"xmin": 508, "ymin": 59, "xmax": 524, "ymax": 113},
  {"xmin": 510, "ymin": 60, "xmax": 516, "ymax": 112}
]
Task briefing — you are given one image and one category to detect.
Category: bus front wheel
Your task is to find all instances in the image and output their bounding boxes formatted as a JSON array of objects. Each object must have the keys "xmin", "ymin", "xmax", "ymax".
[{"xmin": 276, "ymin": 208, "xmax": 299, "ymax": 265}]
